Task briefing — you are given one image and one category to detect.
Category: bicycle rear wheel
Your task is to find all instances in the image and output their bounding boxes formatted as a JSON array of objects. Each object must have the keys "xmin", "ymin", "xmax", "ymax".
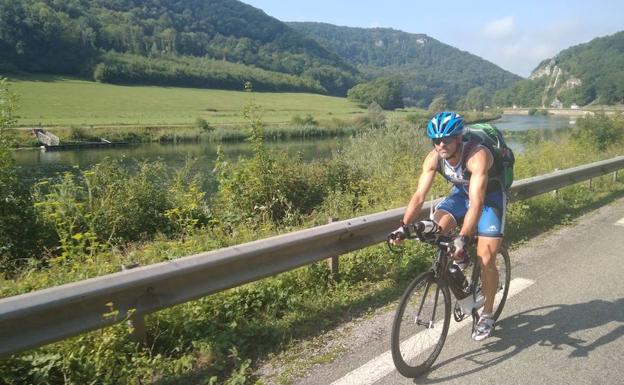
[
  {"xmin": 391, "ymin": 271, "xmax": 451, "ymax": 378},
  {"xmin": 471, "ymin": 247, "xmax": 511, "ymax": 321}
]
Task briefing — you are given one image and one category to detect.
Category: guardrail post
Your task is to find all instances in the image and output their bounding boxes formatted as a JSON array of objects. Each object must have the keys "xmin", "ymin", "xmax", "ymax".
[
  {"xmin": 552, "ymin": 169, "xmax": 559, "ymax": 196},
  {"xmin": 122, "ymin": 263, "xmax": 148, "ymax": 345},
  {"xmin": 128, "ymin": 313, "xmax": 147, "ymax": 345},
  {"xmin": 588, "ymin": 178, "xmax": 593, "ymax": 190},
  {"xmin": 615, "ymin": 171, "xmax": 619, "ymax": 182},
  {"xmin": 327, "ymin": 217, "xmax": 339, "ymax": 281}
]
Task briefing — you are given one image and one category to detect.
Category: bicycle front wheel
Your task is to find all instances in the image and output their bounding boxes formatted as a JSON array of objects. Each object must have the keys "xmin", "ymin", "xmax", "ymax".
[{"xmin": 391, "ymin": 271, "xmax": 451, "ymax": 378}]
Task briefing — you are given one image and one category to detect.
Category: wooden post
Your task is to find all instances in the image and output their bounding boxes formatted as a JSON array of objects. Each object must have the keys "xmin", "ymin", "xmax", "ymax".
[
  {"xmin": 614, "ymin": 171, "xmax": 619, "ymax": 182},
  {"xmin": 588, "ymin": 178, "xmax": 593, "ymax": 190},
  {"xmin": 327, "ymin": 217, "xmax": 339, "ymax": 281},
  {"xmin": 122, "ymin": 263, "xmax": 148, "ymax": 345}
]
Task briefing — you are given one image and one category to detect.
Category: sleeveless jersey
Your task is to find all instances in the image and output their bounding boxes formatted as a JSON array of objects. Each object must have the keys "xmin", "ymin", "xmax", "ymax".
[{"xmin": 437, "ymin": 139, "xmax": 503, "ymax": 193}]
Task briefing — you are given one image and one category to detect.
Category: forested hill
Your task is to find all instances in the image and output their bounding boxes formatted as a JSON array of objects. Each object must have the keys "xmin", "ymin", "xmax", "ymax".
[
  {"xmin": 493, "ymin": 31, "xmax": 624, "ymax": 107},
  {"xmin": 288, "ymin": 22, "xmax": 522, "ymax": 107},
  {"xmin": 0, "ymin": 0, "xmax": 358, "ymax": 95}
]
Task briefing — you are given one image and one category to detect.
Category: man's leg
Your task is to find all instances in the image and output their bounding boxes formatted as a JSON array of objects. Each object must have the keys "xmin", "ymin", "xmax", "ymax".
[
  {"xmin": 433, "ymin": 210, "xmax": 457, "ymax": 234},
  {"xmin": 477, "ymin": 236, "xmax": 502, "ymax": 315},
  {"xmin": 472, "ymin": 236, "xmax": 502, "ymax": 341}
]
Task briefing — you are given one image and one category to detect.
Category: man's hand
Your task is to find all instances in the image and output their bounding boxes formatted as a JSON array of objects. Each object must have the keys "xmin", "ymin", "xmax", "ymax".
[
  {"xmin": 389, "ymin": 225, "xmax": 407, "ymax": 245},
  {"xmin": 452, "ymin": 235, "xmax": 470, "ymax": 260}
]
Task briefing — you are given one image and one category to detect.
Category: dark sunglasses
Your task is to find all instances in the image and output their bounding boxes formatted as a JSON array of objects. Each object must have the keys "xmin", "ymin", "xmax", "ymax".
[{"xmin": 432, "ymin": 136, "xmax": 457, "ymax": 145}]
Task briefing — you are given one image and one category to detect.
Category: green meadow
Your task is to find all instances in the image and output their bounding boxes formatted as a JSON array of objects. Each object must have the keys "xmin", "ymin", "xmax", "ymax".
[{"xmin": 7, "ymin": 74, "xmax": 365, "ymax": 127}]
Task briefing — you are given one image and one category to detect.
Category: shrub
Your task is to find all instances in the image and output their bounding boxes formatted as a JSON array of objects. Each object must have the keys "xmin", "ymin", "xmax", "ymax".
[
  {"xmin": 33, "ymin": 159, "xmax": 211, "ymax": 263},
  {"xmin": 0, "ymin": 78, "xmax": 47, "ymax": 274},
  {"xmin": 0, "ymin": 139, "xmax": 45, "ymax": 273},
  {"xmin": 195, "ymin": 117, "xmax": 213, "ymax": 132},
  {"xmin": 290, "ymin": 114, "xmax": 318, "ymax": 127},
  {"xmin": 572, "ymin": 112, "xmax": 624, "ymax": 150}
]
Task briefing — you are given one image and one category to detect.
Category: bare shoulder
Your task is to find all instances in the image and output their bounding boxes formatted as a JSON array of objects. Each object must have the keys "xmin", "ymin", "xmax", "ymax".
[
  {"xmin": 423, "ymin": 149, "xmax": 439, "ymax": 171},
  {"xmin": 466, "ymin": 145, "xmax": 493, "ymax": 173}
]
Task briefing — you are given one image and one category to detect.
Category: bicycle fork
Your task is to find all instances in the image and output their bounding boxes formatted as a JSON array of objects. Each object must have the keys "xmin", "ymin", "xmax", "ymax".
[{"xmin": 414, "ymin": 278, "xmax": 439, "ymax": 329}]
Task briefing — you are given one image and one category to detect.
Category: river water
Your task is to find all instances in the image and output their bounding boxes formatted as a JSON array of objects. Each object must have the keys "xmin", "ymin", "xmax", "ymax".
[{"xmin": 12, "ymin": 114, "xmax": 574, "ymax": 184}]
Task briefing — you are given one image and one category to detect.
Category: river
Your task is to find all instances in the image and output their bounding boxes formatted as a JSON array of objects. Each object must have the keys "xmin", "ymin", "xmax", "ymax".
[{"xmin": 12, "ymin": 114, "xmax": 574, "ymax": 185}]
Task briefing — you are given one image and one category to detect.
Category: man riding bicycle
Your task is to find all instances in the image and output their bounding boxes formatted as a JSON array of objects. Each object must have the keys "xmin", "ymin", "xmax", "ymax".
[{"xmin": 391, "ymin": 111, "xmax": 507, "ymax": 341}]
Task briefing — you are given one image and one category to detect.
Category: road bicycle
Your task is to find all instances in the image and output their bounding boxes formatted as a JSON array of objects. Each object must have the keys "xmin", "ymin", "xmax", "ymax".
[{"xmin": 387, "ymin": 220, "xmax": 510, "ymax": 378}]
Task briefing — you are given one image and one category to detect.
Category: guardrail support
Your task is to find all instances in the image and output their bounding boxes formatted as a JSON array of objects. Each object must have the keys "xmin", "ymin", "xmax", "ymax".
[
  {"xmin": 122, "ymin": 263, "xmax": 148, "ymax": 345},
  {"xmin": 327, "ymin": 217, "xmax": 340, "ymax": 281},
  {"xmin": 128, "ymin": 314, "xmax": 147, "ymax": 345}
]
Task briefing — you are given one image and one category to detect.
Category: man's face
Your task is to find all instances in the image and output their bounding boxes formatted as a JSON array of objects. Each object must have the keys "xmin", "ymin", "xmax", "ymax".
[{"xmin": 432, "ymin": 135, "xmax": 461, "ymax": 159}]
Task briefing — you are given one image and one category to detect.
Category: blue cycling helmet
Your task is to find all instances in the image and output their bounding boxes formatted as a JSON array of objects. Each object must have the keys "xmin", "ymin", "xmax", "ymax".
[{"xmin": 427, "ymin": 111, "xmax": 464, "ymax": 139}]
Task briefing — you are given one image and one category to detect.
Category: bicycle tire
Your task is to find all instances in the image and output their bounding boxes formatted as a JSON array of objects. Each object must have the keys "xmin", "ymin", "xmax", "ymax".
[
  {"xmin": 391, "ymin": 271, "xmax": 451, "ymax": 378},
  {"xmin": 471, "ymin": 247, "xmax": 511, "ymax": 321}
]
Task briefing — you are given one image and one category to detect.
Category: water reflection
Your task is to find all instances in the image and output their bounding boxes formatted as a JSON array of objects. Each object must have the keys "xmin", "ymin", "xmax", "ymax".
[{"xmin": 12, "ymin": 139, "xmax": 340, "ymax": 186}]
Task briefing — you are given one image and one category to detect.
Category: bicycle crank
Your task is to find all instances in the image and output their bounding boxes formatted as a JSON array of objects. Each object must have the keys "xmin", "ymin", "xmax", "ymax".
[{"xmin": 453, "ymin": 301, "xmax": 467, "ymax": 322}]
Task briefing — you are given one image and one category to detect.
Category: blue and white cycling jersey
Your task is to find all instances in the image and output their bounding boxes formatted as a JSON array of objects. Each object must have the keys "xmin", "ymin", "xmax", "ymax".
[{"xmin": 436, "ymin": 144, "xmax": 507, "ymax": 238}]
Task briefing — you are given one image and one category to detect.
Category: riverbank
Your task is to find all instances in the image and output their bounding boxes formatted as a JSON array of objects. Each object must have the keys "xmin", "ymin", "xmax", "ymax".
[
  {"xmin": 503, "ymin": 107, "xmax": 623, "ymax": 116},
  {"xmin": 7, "ymin": 111, "xmax": 500, "ymax": 148}
]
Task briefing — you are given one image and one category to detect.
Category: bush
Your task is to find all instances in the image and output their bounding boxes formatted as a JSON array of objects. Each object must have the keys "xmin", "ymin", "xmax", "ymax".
[
  {"xmin": 0, "ymin": 78, "xmax": 48, "ymax": 274},
  {"xmin": 290, "ymin": 114, "xmax": 318, "ymax": 127},
  {"xmin": 195, "ymin": 117, "xmax": 213, "ymax": 132},
  {"xmin": 33, "ymin": 159, "xmax": 211, "ymax": 263},
  {"xmin": 572, "ymin": 112, "xmax": 624, "ymax": 150},
  {"xmin": 0, "ymin": 139, "xmax": 46, "ymax": 273}
]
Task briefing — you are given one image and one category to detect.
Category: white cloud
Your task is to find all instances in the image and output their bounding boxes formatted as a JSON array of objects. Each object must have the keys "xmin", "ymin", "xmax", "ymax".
[{"xmin": 481, "ymin": 16, "xmax": 515, "ymax": 39}]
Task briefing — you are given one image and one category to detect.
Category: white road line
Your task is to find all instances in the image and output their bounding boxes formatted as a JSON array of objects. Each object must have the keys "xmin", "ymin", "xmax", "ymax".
[
  {"xmin": 614, "ymin": 217, "xmax": 624, "ymax": 227},
  {"xmin": 330, "ymin": 277, "xmax": 536, "ymax": 385}
]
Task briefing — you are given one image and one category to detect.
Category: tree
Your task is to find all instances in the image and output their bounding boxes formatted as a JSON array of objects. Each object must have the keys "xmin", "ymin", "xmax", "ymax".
[
  {"xmin": 428, "ymin": 94, "xmax": 447, "ymax": 112},
  {"xmin": 0, "ymin": 78, "xmax": 18, "ymax": 137},
  {"xmin": 347, "ymin": 77, "xmax": 404, "ymax": 110},
  {"xmin": 464, "ymin": 87, "xmax": 489, "ymax": 111},
  {"xmin": 365, "ymin": 101, "xmax": 386, "ymax": 129},
  {"xmin": 0, "ymin": 78, "xmax": 42, "ymax": 273}
]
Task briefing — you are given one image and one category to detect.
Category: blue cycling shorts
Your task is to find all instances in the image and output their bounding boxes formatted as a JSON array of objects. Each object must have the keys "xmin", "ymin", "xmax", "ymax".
[{"xmin": 435, "ymin": 186, "xmax": 506, "ymax": 237}]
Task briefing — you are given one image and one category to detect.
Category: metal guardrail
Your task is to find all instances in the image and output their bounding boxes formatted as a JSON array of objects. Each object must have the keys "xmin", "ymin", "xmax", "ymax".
[{"xmin": 1, "ymin": 156, "xmax": 623, "ymax": 358}]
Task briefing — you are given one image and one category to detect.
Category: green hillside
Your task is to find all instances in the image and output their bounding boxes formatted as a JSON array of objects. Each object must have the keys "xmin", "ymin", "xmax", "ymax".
[
  {"xmin": 494, "ymin": 31, "xmax": 624, "ymax": 107},
  {"xmin": 288, "ymin": 22, "xmax": 522, "ymax": 108},
  {"xmin": 0, "ymin": 0, "xmax": 359, "ymax": 95}
]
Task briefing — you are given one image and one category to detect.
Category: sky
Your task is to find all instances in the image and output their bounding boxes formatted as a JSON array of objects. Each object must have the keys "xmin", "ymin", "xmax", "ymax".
[{"xmin": 242, "ymin": 0, "xmax": 624, "ymax": 78}]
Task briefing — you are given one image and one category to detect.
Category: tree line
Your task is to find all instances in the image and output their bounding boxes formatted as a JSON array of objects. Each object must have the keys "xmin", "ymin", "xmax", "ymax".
[{"xmin": 0, "ymin": 0, "xmax": 358, "ymax": 95}]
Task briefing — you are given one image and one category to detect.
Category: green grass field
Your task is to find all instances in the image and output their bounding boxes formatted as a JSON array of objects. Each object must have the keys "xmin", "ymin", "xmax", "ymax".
[{"xmin": 7, "ymin": 74, "xmax": 366, "ymax": 127}]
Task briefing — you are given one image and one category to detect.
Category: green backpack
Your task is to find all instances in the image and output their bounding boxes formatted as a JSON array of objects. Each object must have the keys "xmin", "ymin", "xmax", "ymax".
[{"xmin": 464, "ymin": 123, "xmax": 515, "ymax": 190}]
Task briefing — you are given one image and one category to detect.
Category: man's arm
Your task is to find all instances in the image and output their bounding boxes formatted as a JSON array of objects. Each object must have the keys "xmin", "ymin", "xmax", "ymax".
[
  {"xmin": 460, "ymin": 147, "xmax": 493, "ymax": 237},
  {"xmin": 402, "ymin": 150, "xmax": 438, "ymax": 224}
]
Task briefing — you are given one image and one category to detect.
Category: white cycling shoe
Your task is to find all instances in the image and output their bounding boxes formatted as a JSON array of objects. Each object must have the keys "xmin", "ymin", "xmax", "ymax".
[{"xmin": 472, "ymin": 314, "xmax": 494, "ymax": 341}]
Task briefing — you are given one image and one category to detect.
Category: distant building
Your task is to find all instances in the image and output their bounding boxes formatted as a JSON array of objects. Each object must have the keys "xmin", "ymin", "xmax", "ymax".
[{"xmin": 550, "ymin": 98, "xmax": 563, "ymax": 109}]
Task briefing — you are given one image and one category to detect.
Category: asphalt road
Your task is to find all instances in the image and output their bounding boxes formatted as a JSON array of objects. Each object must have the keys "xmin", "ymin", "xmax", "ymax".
[{"xmin": 287, "ymin": 197, "xmax": 624, "ymax": 385}]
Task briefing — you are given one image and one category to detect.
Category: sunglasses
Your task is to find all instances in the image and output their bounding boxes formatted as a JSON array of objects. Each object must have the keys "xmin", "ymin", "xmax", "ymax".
[{"xmin": 432, "ymin": 136, "xmax": 457, "ymax": 145}]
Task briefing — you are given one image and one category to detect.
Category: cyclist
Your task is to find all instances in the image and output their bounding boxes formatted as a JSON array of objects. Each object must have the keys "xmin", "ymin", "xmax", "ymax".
[{"xmin": 390, "ymin": 111, "xmax": 507, "ymax": 341}]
